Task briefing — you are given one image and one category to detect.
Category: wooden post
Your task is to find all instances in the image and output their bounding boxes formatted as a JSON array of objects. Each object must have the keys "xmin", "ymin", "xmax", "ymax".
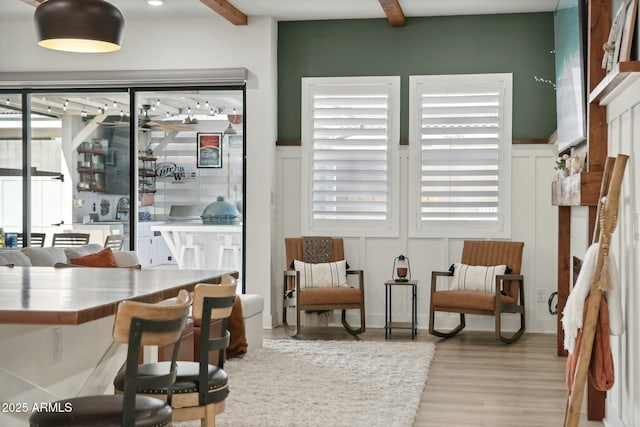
[{"xmin": 564, "ymin": 154, "xmax": 627, "ymax": 427}]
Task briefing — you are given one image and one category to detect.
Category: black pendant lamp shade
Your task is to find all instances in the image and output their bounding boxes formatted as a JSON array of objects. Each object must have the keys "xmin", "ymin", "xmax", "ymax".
[{"xmin": 35, "ymin": 0, "xmax": 124, "ymax": 53}]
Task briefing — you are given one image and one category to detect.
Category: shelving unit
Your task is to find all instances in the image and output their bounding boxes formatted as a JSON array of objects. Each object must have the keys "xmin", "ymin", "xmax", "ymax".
[
  {"xmin": 138, "ymin": 155, "xmax": 157, "ymax": 194},
  {"xmin": 138, "ymin": 154, "xmax": 157, "ymax": 214},
  {"xmin": 77, "ymin": 141, "xmax": 108, "ymax": 193},
  {"xmin": 550, "ymin": 0, "xmax": 639, "ymax": 421}
]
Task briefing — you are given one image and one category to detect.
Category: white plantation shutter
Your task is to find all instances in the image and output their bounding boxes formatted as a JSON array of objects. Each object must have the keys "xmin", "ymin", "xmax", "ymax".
[
  {"xmin": 408, "ymin": 74, "xmax": 512, "ymax": 238},
  {"xmin": 301, "ymin": 77, "xmax": 400, "ymax": 236}
]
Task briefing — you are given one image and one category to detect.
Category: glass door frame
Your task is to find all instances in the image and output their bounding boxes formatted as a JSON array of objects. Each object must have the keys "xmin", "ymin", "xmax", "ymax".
[{"xmin": 0, "ymin": 73, "xmax": 247, "ymax": 291}]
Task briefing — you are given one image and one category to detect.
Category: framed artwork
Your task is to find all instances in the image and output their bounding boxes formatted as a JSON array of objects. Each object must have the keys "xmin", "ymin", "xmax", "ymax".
[
  {"xmin": 197, "ymin": 132, "xmax": 223, "ymax": 168},
  {"xmin": 619, "ymin": 0, "xmax": 638, "ymax": 63},
  {"xmin": 602, "ymin": 2, "xmax": 627, "ymax": 71}
]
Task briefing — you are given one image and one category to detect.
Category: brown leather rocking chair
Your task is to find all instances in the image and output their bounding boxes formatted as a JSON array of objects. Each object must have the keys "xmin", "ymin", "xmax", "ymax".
[
  {"xmin": 429, "ymin": 240, "xmax": 525, "ymax": 343},
  {"xmin": 283, "ymin": 237, "xmax": 365, "ymax": 337}
]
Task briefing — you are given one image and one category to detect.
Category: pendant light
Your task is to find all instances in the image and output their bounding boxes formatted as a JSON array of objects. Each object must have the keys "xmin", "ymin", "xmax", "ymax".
[
  {"xmin": 224, "ymin": 123, "xmax": 237, "ymax": 135},
  {"xmin": 34, "ymin": 0, "xmax": 125, "ymax": 53}
]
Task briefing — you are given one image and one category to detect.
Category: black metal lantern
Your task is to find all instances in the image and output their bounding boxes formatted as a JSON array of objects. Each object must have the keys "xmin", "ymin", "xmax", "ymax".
[{"xmin": 392, "ymin": 255, "xmax": 411, "ymax": 282}]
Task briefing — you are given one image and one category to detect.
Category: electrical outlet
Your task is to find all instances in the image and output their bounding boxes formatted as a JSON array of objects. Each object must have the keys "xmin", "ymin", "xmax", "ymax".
[
  {"xmin": 52, "ymin": 327, "xmax": 62, "ymax": 364},
  {"xmin": 536, "ymin": 289, "xmax": 547, "ymax": 303}
]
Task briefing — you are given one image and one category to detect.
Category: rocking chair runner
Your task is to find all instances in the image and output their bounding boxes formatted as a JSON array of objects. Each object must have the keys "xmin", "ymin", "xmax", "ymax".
[
  {"xmin": 429, "ymin": 240, "xmax": 526, "ymax": 343},
  {"xmin": 283, "ymin": 237, "xmax": 365, "ymax": 337}
]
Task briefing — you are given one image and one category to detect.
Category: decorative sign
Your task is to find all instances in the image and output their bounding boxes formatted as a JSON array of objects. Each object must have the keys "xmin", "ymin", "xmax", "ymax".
[
  {"xmin": 197, "ymin": 132, "xmax": 223, "ymax": 168},
  {"xmin": 156, "ymin": 162, "xmax": 196, "ymax": 181}
]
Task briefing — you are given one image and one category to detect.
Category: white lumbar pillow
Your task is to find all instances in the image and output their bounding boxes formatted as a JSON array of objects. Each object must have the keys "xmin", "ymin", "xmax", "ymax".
[
  {"xmin": 293, "ymin": 260, "xmax": 348, "ymax": 288},
  {"xmin": 450, "ymin": 263, "xmax": 507, "ymax": 293}
]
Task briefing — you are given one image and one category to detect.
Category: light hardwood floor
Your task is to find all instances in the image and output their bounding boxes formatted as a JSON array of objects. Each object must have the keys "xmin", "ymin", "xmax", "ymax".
[{"xmin": 265, "ymin": 327, "xmax": 603, "ymax": 427}]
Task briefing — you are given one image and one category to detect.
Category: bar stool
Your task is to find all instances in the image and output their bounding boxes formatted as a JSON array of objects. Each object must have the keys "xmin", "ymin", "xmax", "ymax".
[
  {"xmin": 29, "ymin": 290, "xmax": 192, "ymax": 427},
  {"xmin": 180, "ymin": 234, "xmax": 204, "ymax": 269},
  {"xmin": 217, "ymin": 234, "xmax": 241, "ymax": 275}
]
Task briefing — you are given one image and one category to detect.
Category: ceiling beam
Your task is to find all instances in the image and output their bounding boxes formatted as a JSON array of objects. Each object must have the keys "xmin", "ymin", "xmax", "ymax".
[
  {"xmin": 379, "ymin": 0, "xmax": 405, "ymax": 27},
  {"xmin": 199, "ymin": 0, "xmax": 248, "ymax": 25},
  {"xmin": 22, "ymin": 0, "xmax": 248, "ymax": 26}
]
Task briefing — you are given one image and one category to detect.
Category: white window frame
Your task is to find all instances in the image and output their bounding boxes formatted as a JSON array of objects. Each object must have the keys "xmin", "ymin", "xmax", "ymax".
[
  {"xmin": 408, "ymin": 73, "xmax": 512, "ymax": 238},
  {"xmin": 301, "ymin": 76, "xmax": 400, "ymax": 237}
]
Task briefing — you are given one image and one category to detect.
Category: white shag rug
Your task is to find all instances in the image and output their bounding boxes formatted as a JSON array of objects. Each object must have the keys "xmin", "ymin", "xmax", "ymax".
[{"xmin": 176, "ymin": 338, "xmax": 435, "ymax": 427}]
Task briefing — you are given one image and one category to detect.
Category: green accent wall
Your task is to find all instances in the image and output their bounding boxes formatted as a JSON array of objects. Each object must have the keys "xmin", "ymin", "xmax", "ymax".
[{"xmin": 278, "ymin": 14, "xmax": 557, "ymax": 142}]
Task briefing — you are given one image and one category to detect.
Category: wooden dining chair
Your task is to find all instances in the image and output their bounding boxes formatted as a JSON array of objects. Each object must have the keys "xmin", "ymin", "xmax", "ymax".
[
  {"xmin": 17, "ymin": 233, "xmax": 46, "ymax": 247},
  {"xmin": 104, "ymin": 234, "xmax": 126, "ymax": 251},
  {"xmin": 29, "ymin": 290, "xmax": 192, "ymax": 427},
  {"xmin": 52, "ymin": 233, "xmax": 90, "ymax": 247},
  {"xmin": 114, "ymin": 280, "xmax": 237, "ymax": 427}
]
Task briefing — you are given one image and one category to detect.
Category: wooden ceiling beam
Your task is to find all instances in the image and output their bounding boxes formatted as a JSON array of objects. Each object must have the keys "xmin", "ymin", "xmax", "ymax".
[
  {"xmin": 20, "ymin": 0, "xmax": 43, "ymax": 6},
  {"xmin": 22, "ymin": 0, "xmax": 248, "ymax": 26},
  {"xmin": 379, "ymin": 0, "xmax": 405, "ymax": 27},
  {"xmin": 200, "ymin": 0, "xmax": 248, "ymax": 25}
]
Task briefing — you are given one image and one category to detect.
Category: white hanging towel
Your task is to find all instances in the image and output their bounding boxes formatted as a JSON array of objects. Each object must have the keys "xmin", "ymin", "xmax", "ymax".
[{"xmin": 561, "ymin": 243, "xmax": 623, "ymax": 354}]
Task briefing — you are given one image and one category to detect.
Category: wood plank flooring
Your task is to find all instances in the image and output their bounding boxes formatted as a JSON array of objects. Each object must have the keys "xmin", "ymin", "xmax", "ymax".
[{"xmin": 265, "ymin": 327, "xmax": 603, "ymax": 427}]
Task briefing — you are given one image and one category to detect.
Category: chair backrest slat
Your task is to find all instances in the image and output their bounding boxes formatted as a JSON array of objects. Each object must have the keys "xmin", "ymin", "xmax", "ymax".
[
  {"xmin": 52, "ymin": 233, "xmax": 90, "ymax": 247},
  {"xmin": 104, "ymin": 234, "xmax": 126, "ymax": 251},
  {"xmin": 113, "ymin": 289, "xmax": 192, "ymax": 346},
  {"xmin": 17, "ymin": 233, "xmax": 46, "ymax": 247}
]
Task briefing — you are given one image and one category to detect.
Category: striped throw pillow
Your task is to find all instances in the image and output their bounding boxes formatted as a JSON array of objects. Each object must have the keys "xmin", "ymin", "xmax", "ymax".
[
  {"xmin": 293, "ymin": 260, "xmax": 348, "ymax": 288},
  {"xmin": 451, "ymin": 263, "xmax": 507, "ymax": 293}
]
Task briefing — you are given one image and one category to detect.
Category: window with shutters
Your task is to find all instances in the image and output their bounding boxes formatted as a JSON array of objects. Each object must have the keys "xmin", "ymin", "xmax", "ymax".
[
  {"xmin": 408, "ymin": 74, "xmax": 512, "ymax": 238},
  {"xmin": 301, "ymin": 76, "xmax": 400, "ymax": 236}
]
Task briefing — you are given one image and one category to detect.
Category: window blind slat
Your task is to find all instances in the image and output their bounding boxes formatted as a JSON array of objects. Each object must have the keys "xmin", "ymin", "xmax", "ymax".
[{"xmin": 308, "ymin": 82, "xmax": 392, "ymax": 223}]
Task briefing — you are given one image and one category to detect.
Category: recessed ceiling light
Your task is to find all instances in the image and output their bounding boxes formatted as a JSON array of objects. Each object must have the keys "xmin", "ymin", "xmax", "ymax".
[{"xmin": 148, "ymin": 0, "xmax": 164, "ymax": 6}]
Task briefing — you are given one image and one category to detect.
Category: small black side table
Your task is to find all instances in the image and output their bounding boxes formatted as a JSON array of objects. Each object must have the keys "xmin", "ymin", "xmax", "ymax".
[{"xmin": 384, "ymin": 279, "xmax": 418, "ymax": 339}]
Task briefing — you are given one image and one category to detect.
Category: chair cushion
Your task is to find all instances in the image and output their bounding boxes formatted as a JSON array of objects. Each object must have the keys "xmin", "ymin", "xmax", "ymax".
[
  {"xmin": 432, "ymin": 290, "xmax": 516, "ymax": 311},
  {"xmin": 294, "ymin": 260, "xmax": 348, "ymax": 288},
  {"xmin": 0, "ymin": 250, "xmax": 32, "ymax": 266},
  {"xmin": 21, "ymin": 247, "xmax": 67, "ymax": 266},
  {"xmin": 114, "ymin": 361, "xmax": 228, "ymax": 397},
  {"xmin": 70, "ymin": 247, "xmax": 119, "ymax": 267},
  {"xmin": 28, "ymin": 395, "xmax": 172, "ymax": 427},
  {"xmin": 298, "ymin": 287, "xmax": 362, "ymax": 306},
  {"xmin": 451, "ymin": 263, "xmax": 507, "ymax": 293}
]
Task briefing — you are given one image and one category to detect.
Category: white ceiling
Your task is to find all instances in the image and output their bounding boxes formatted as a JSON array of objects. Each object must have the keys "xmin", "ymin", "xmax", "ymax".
[{"xmin": 1, "ymin": 0, "xmax": 559, "ymax": 20}]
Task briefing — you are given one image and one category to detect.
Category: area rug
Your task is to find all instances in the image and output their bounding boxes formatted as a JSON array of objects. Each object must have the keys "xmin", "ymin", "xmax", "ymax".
[{"xmin": 176, "ymin": 338, "xmax": 435, "ymax": 427}]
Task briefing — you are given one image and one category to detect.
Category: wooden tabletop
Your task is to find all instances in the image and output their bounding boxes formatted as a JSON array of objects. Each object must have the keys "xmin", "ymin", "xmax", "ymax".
[{"xmin": 0, "ymin": 267, "xmax": 236, "ymax": 325}]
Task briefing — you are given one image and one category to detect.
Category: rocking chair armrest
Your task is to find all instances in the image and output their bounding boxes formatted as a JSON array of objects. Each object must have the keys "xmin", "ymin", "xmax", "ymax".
[
  {"xmin": 283, "ymin": 269, "xmax": 301, "ymax": 299},
  {"xmin": 346, "ymin": 269, "xmax": 365, "ymax": 291},
  {"xmin": 494, "ymin": 274, "xmax": 525, "ymax": 303},
  {"xmin": 431, "ymin": 271, "xmax": 453, "ymax": 293},
  {"xmin": 496, "ymin": 274, "xmax": 524, "ymax": 281}
]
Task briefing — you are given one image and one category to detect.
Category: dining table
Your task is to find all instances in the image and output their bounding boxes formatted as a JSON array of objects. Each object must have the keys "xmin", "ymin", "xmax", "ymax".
[{"xmin": 0, "ymin": 266, "xmax": 237, "ymax": 425}]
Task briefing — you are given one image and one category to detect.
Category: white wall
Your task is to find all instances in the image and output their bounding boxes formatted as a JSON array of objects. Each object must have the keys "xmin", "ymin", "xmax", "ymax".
[
  {"xmin": 275, "ymin": 143, "xmax": 559, "ymax": 334},
  {"xmin": 0, "ymin": 14, "xmax": 278, "ymax": 328},
  {"xmin": 598, "ymin": 77, "xmax": 640, "ymax": 427}
]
